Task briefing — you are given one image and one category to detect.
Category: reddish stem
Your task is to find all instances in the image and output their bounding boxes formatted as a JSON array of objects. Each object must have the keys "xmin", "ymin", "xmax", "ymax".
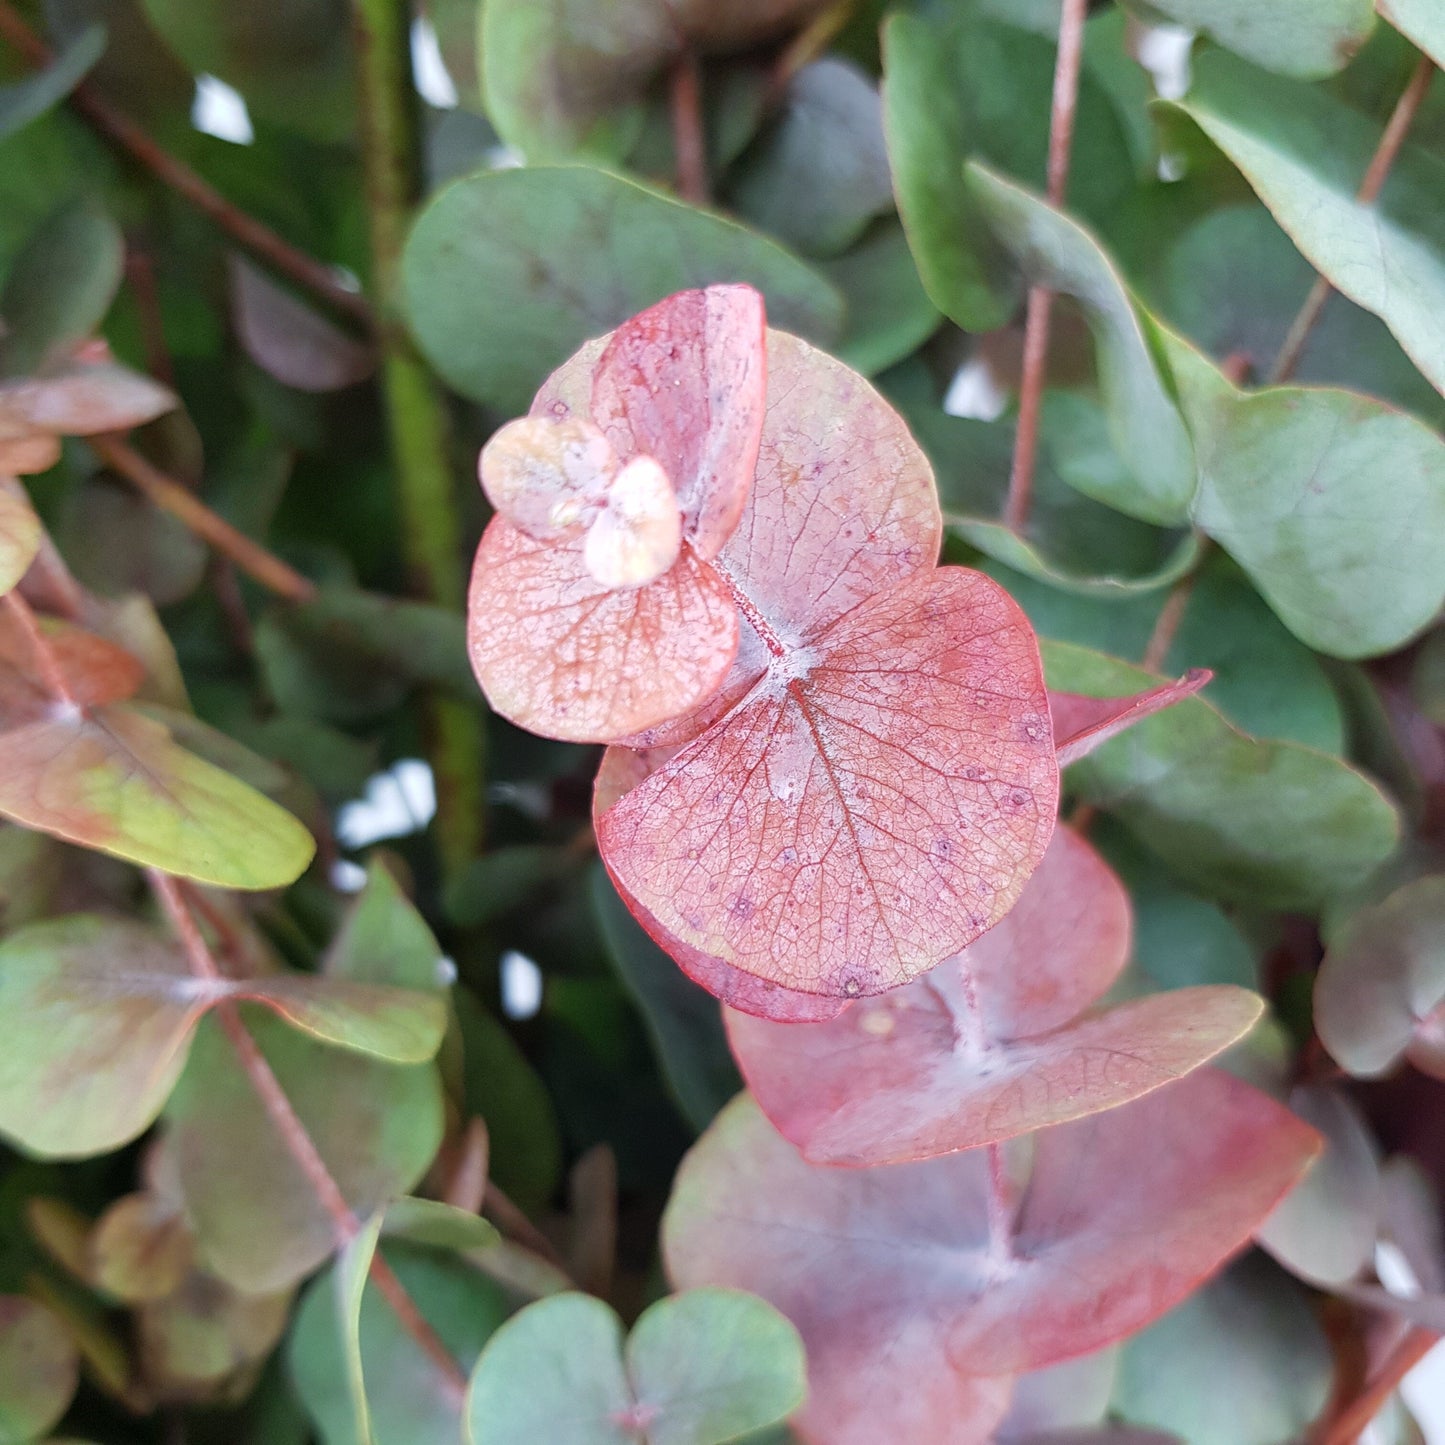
[
  {"xmin": 669, "ymin": 49, "xmax": 709, "ymax": 205},
  {"xmin": 89, "ymin": 437, "xmax": 317, "ymax": 603},
  {"xmin": 4, "ymin": 591, "xmax": 78, "ymax": 708},
  {"xmin": 148, "ymin": 871, "xmax": 467, "ymax": 1401},
  {"xmin": 1269, "ymin": 55, "xmax": 1434, "ymax": 384},
  {"xmin": 0, "ymin": 2, "xmax": 373, "ymax": 333},
  {"xmin": 985, "ymin": 1142, "xmax": 1015, "ymax": 1266},
  {"xmin": 1003, "ymin": 0, "xmax": 1088, "ymax": 532},
  {"xmin": 1319, "ymin": 1325, "xmax": 1437, "ymax": 1445}
]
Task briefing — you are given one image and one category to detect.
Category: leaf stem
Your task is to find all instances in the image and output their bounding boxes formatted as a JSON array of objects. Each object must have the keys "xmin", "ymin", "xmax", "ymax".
[
  {"xmin": 89, "ymin": 436, "xmax": 318, "ymax": 603},
  {"xmin": 4, "ymin": 590, "xmax": 77, "ymax": 707},
  {"xmin": 351, "ymin": 0, "xmax": 484, "ymax": 874},
  {"xmin": 148, "ymin": 870, "xmax": 468, "ymax": 1401},
  {"xmin": 1003, "ymin": 0, "xmax": 1088, "ymax": 533},
  {"xmin": 768, "ymin": 0, "xmax": 857, "ymax": 102},
  {"xmin": 1269, "ymin": 54, "xmax": 1434, "ymax": 385},
  {"xmin": 985, "ymin": 1142, "xmax": 1015, "ymax": 1267},
  {"xmin": 0, "ymin": 2, "xmax": 374, "ymax": 332},
  {"xmin": 1318, "ymin": 1324, "xmax": 1437, "ymax": 1445},
  {"xmin": 669, "ymin": 49, "xmax": 709, "ymax": 205}
]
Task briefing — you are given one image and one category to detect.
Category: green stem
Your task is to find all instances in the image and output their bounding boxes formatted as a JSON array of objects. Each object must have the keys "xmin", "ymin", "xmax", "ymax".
[{"xmin": 351, "ymin": 0, "xmax": 484, "ymax": 873}]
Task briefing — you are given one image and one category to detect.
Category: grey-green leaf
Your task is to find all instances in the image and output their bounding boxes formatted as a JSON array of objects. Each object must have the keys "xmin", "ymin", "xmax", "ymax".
[
  {"xmin": 1175, "ymin": 50, "xmax": 1445, "ymax": 397},
  {"xmin": 401, "ymin": 165, "xmax": 842, "ymax": 413},
  {"xmin": 0, "ymin": 24, "xmax": 104, "ymax": 143}
]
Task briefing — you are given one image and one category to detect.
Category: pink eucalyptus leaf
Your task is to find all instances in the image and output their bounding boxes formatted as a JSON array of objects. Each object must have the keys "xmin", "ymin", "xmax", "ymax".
[
  {"xmin": 664, "ymin": 1074, "xmax": 1320, "ymax": 1407},
  {"xmin": 590, "ymin": 284, "xmax": 766, "ymax": 559},
  {"xmin": 1051, "ymin": 670, "xmax": 1212, "ymax": 767},
  {"xmin": 725, "ymin": 829, "xmax": 1262, "ymax": 1162},
  {"xmin": 478, "ymin": 414, "xmax": 618, "ymax": 540},
  {"xmin": 468, "ymin": 519, "xmax": 739, "ymax": 742},
  {"xmin": 598, "ymin": 565, "xmax": 1058, "ymax": 1003},
  {"xmin": 0, "ymin": 363, "xmax": 175, "ymax": 438},
  {"xmin": 0, "ymin": 611, "xmax": 145, "ymax": 727}
]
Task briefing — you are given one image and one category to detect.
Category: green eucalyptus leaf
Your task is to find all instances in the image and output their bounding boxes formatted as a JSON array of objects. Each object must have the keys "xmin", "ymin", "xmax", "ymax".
[
  {"xmin": 1379, "ymin": 0, "xmax": 1445, "ymax": 66},
  {"xmin": 918, "ymin": 392, "xmax": 1203, "ymax": 596},
  {"xmin": 0, "ymin": 482, "xmax": 40, "ymax": 598},
  {"xmin": 0, "ymin": 703, "xmax": 316, "ymax": 890},
  {"xmin": 0, "ymin": 916, "xmax": 199, "ymax": 1158},
  {"xmin": 165, "ymin": 1007, "xmax": 445, "ymax": 1293},
  {"xmin": 0, "ymin": 196, "xmax": 122, "ymax": 379},
  {"xmin": 255, "ymin": 585, "xmax": 474, "ymax": 725},
  {"xmin": 323, "ymin": 858, "xmax": 450, "ymax": 994},
  {"xmin": 992, "ymin": 551, "xmax": 1346, "ymax": 751},
  {"xmin": 591, "ymin": 865, "xmax": 740, "ymax": 1134},
  {"xmin": 1316, "ymin": 876, "xmax": 1445, "ymax": 1078},
  {"xmin": 1112, "ymin": 1256, "xmax": 1332, "ymax": 1445},
  {"xmin": 0, "ymin": 24, "xmax": 103, "ymax": 143},
  {"xmin": 964, "ymin": 162, "xmax": 1198, "ymax": 524},
  {"xmin": 882, "ymin": 10, "xmax": 1135, "ymax": 332},
  {"xmin": 401, "ymin": 165, "xmax": 842, "ymax": 413},
  {"xmin": 1414, "ymin": 629, "xmax": 1445, "ymax": 727},
  {"xmin": 1124, "ymin": 0, "xmax": 1374, "ymax": 78},
  {"xmin": 1160, "ymin": 329, "xmax": 1445, "ymax": 659},
  {"xmin": 465, "ymin": 1288, "xmax": 806, "ymax": 1445},
  {"xmin": 1175, "ymin": 50, "xmax": 1445, "ymax": 397},
  {"xmin": 1043, "ymin": 640, "xmax": 1400, "ymax": 908},
  {"xmin": 726, "ymin": 57, "xmax": 893, "ymax": 260},
  {"xmin": 1255, "ymin": 1085, "xmax": 1382, "ymax": 1286},
  {"xmin": 817, "ymin": 219, "xmax": 940, "ymax": 377},
  {"xmin": 140, "ymin": 0, "xmax": 355, "ymax": 142},
  {"xmin": 0, "ymin": 1295, "xmax": 79, "ymax": 1443},
  {"xmin": 291, "ymin": 1238, "xmax": 511, "ymax": 1445}
]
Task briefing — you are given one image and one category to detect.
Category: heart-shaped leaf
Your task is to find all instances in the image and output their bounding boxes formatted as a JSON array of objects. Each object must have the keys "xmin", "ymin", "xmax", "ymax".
[
  {"xmin": 1315, "ymin": 876, "xmax": 1445, "ymax": 1078},
  {"xmin": 1173, "ymin": 51, "xmax": 1445, "ymax": 397},
  {"xmin": 0, "ymin": 1295, "xmax": 79, "ymax": 1441},
  {"xmin": 0, "ymin": 701, "xmax": 315, "ymax": 889},
  {"xmin": 469, "ymin": 286, "xmax": 765, "ymax": 742},
  {"xmin": 665, "ymin": 1074, "xmax": 1319, "ymax": 1442},
  {"xmin": 1042, "ymin": 641, "xmax": 1400, "ymax": 908},
  {"xmin": 584, "ymin": 317, "xmax": 1058, "ymax": 1008},
  {"xmin": 402, "ymin": 166, "xmax": 841, "ymax": 414},
  {"xmin": 727, "ymin": 827, "xmax": 1262, "ymax": 1163},
  {"xmin": 465, "ymin": 1288, "xmax": 806, "ymax": 1445}
]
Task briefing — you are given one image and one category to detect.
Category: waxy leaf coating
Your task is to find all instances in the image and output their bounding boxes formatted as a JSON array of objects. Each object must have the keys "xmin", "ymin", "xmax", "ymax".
[
  {"xmin": 469, "ymin": 286, "xmax": 766, "ymax": 742},
  {"xmin": 727, "ymin": 828, "xmax": 1263, "ymax": 1163},
  {"xmin": 664, "ymin": 1074, "xmax": 1319, "ymax": 1442}
]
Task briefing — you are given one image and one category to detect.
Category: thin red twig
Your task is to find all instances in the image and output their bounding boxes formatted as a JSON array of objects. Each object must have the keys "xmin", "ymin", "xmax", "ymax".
[
  {"xmin": 89, "ymin": 436, "xmax": 317, "ymax": 603},
  {"xmin": 1319, "ymin": 1325, "xmax": 1438, "ymax": 1445},
  {"xmin": 1269, "ymin": 54, "xmax": 1434, "ymax": 384},
  {"xmin": 1003, "ymin": 0, "xmax": 1089, "ymax": 532},
  {"xmin": 148, "ymin": 871, "xmax": 467, "ymax": 1401},
  {"xmin": 669, "ymin": 49, "xmax": 709, "ymax": 205},
  {"xmin": 0, "ymin": 2, "xmax": 373, "ymax": 333}
]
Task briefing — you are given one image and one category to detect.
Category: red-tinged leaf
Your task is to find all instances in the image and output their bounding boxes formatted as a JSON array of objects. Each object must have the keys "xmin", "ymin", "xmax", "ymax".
[
  {"xmin": 0, "ymin": 611, "xmax": 145, "ymax": 727},
  {"xmin": 0, "ymin": 702, "xmax": 315, "ymax": 889},
  {"xmin": 663, "ymin": 1075, "xmax": 1321, "ymax": 1410},
  {"xmin": 594, "ymin": 745, "xmax": 847, "ymax": 1021},
  {"xmin": 598, "ymin": 565, "xmax": 1058, "ymax": 1004},
  {"xmin": 0, "ymin": 433, "xmax": 60, "ymax": 475},
  {"xmin": 468, "ymin": 519, "xmax": 740, "ymax": 742},
  {"xmin": 726, "ymin": 829, "xmax": 1264, "ymax": 1162},
  {"xmin": 0, "ymin": 362, "xmax": 175, "ymax": 438},
  {"xmin": 589, "ymin": 284, "xmax": 766, "ymax": 559},
  {"xmin": 1051, "ymin": 670, "xmax": 1212, "ymax": 768},
  {"xmin": 0, "ymin": 479, "xmax": 40, "ymax": 595},
  {"xmin": 227, "ymin": 255, "xmax": 375, "ymax": 393}
]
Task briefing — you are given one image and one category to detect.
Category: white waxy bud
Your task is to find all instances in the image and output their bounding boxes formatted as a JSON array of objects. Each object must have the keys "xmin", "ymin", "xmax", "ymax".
[{"xmin": 582, "ymin": 455, "xmax": 682, "ymax": 589}]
